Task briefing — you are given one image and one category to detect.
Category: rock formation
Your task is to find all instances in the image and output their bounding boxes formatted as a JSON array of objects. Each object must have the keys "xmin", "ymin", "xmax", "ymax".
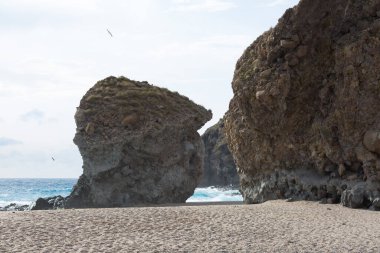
[
  {"xmin": 31, "ymin": 196, "xmax": 65, "ymax": 210},
  {"xmin": 225, "ymin": 0, "xmax": 380, "ymax": 210},
  {"xmin": 65, "ymin": 76, "xmax": 212, "ymax": 208},
  {"xmin": 199, "ymin": 119, "xmax": 239, "ymax": 187}
]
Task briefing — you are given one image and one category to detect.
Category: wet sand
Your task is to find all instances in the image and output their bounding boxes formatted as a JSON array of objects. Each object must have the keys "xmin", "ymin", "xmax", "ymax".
[{"xmin": 0, "ymin": 200, "xmax": 379, "ymax": 252}]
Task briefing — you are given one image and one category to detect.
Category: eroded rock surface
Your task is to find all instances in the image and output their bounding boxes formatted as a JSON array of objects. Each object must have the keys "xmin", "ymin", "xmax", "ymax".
[
  {"xmin": 66, "ymin": 76, "xmax": 212, "ymax": 208},
  {"xmin": 199, "ymin": 119, "xmax": 239, "ymax": 187},
  {"xmin": 31, "ymin": 196, "xmax": 65, "ymax": 210},
  {"xmin": 225, "ymin": 0, "xmax": 380, "ymax": 210}
]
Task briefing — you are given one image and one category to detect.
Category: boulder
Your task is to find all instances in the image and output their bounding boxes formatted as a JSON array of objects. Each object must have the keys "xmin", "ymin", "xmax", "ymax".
[
  {"xmin": 65, "ymin": 76, "xmax": 212, "ymax": 208},
  {"xmin": 199, "ymin": 119, "xmax": 239, "ymax": 187},
  {"xmin": 341, "ymin": 183, "xmax": 367, "ymax": 209},
  {"xmin": 225, "ymin": 0, "xmax": 380, "ymax": 209},
  {"xmin": 363, "ymin": 130, "xmax": 380, "ymax": 155},
  {"xmin": 31, "ymin": 196, "xmax": 65, "ymax": 210}
]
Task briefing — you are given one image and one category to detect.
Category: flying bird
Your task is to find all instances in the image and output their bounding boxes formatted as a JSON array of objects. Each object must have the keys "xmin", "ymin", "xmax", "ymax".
[
  {"xmin": 107, "ymin": 29, "xmax": 113, "ymax": 37},
  {"xmin": 51, "ymin": 157, "xmax": 55, "ymax": 161}
]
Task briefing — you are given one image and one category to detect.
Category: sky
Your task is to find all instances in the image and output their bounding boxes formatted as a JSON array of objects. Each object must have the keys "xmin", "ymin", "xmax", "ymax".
[{"xmin": 0, "ymin": 0, "xmax": 299, "ymax": 178}]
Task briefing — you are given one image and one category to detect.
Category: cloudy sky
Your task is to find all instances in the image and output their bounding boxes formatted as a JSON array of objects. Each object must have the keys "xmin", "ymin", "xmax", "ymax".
[{"xmin": 0, "ymin": 0, "xmax": 299, "ymax": 178}]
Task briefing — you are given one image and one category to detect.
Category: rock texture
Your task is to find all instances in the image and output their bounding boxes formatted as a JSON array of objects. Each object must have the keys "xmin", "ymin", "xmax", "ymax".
[
  {"xmin": 199, "ymin": 119, "xmax": 239, "ymax": 187},
  {"xmin": 225, "ymin": 0, "xmax": 380, "ymax": 210},
  {"xmin": 31, "ymin": 196, "xmax": 65, "ymax": 210},
  {"xmin": 66, "ymin": 76, "xmax": 212, "ymax": 208}
]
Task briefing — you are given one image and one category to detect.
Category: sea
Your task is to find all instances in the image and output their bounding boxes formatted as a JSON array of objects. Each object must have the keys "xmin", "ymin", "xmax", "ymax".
[{"xmin": 0, "ymin": 178, "xmax": 242, "ymax": 207}]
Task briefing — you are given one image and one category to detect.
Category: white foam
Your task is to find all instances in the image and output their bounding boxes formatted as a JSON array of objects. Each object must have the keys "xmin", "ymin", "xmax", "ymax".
[
  {"xmin": 186, "ymin": 187, "xmax": 242, "ymax": 203},
  {"xmin": 0, "ymin": 200, "xmax": 32, "ymax": 207}
]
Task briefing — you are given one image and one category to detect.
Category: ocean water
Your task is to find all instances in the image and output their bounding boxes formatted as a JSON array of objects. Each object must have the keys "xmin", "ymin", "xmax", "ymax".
[
  {"xmin": 188, "ymin": 187, "xmax": 243, "ymax": 202},
  {"xmin": 0, "ymin": 178, "xmax": 76, "ymax": 207},
  {"xmin": 0, "ymin": 179, "xmax": 242, "ymax": 207}
]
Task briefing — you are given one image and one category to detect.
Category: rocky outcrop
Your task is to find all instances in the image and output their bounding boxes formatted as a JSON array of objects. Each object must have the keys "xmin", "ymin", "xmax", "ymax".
[
  {"xmin": 65, "ymin": 76, "xmax": 212, "ymax": 208},
  {"xmin": 31, "ymin": 196, "xmax": 65, "ymax": 210},
  {"xmin": 199, "ymin": 119, "xmax": 239, "ymax": 187},
  {"xmin": 0, "ymin": 203, "xmax": 29, "ymax": 212},
  {"xmin": 225, "ymin": 0, "xmax": 380, "ymax": 210}
]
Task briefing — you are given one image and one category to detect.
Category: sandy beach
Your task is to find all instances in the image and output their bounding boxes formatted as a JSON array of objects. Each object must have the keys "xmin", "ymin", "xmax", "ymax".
[{"xmin": 0, "ymin": 200, "xmax": 379, "ymax": 252}]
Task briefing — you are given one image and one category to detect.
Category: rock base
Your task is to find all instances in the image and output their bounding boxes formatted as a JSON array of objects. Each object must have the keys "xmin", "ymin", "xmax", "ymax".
[
  {"xmin": 240, "ymin": 169, "xmax": 380, "ymax": 210},
  {"xmin": 31, "ymin": 196, "xmax": 65, "ymax": 210}
]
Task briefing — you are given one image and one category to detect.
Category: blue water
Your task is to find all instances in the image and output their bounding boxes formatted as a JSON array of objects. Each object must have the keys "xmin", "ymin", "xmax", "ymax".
[
  {"xmin": 0, "ymin": 179, "xmax": 242, "ymax": 207},
  {"xmin": 0, "ymin": 178, "xmax": 76, "ymax": 207},
  {"xmin": 188, "ymin": 187, "xmax": 243, "ymax": 202}
]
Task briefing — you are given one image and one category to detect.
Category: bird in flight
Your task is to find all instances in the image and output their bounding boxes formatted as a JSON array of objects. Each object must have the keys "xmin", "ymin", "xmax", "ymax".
[
  {"xmin": 51, "ymin": 157, "xmax": 55, "ymax": 161},
  {"xmin": 107, "ymin": 29, "xmax": 113, "ymax": 37}
]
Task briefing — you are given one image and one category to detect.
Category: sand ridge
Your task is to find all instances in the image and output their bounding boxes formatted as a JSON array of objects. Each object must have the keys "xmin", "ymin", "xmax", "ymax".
[{"xmin": 0, "ymin": 200, "xmax": 379, "ymax": 252}]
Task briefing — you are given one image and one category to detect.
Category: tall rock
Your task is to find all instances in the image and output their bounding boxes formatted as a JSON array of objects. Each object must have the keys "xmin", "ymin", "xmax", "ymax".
[
  {"xmin": 66, "ymin": 76, "xmax": 212, "ymax": 208},
  {"xmin": 199, "ymin": 119, "xmax": 239, "ymax": 187},
  {"xmin": 225, "ymin": 0, "xmax": 380, "ymax": 210}
]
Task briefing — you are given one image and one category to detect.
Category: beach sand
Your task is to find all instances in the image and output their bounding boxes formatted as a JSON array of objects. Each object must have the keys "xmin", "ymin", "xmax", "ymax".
[{"xmin": 0, "ymin": 200, "xmax": 379, "ymax": 252}]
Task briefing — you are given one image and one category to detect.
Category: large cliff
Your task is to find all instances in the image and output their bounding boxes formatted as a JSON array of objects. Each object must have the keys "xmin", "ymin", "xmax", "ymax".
[
  {"xmin": 225, "ymin": 0, "xmax": 380, "ymax": 210},
  {"xmin": 66, "ymin": 76, "xmax": 212, "ymax": 208},
  {"xmin": 199, "ymin": 119, "xmax": 239, "ymax": 187}
]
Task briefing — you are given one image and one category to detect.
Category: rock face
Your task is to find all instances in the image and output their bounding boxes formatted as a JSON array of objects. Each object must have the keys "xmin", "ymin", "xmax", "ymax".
[
  {"xmin": 66, "ymin": 76, "xmax": 212, "ymax": 208},
  {"xmin": 199, "ymin": 119, "xmax": 239, "ymax": 187},
  {"xmin": 225, "ymin": 0, "xmax": 380, "ymax": 210}
]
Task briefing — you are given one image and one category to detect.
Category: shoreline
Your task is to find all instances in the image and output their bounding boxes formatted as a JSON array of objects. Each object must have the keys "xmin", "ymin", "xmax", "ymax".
[
  {"xmin": 0, "ymin": 201, "xmax": 244, "ymax": 212},
  {"xmin": 0, "ymin": 183, "xmax": 243, "ymax": 211},
  {"xmin": 1, "ymin": 200, "xmax": 379, "ymax": 252},
  {"xmin": 3, "ymin": 198, "xmax": 380, "ymax": 212}
]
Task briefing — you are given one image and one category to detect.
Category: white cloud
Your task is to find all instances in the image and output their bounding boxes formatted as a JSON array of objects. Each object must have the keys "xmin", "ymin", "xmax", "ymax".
[
  {"xmin": 0, "ymin": 0, "xmax": 99, "ymax": 13},
  {"xmin": 266, "ymin": 0, "xmax": 294, "ymax": 7},
  {"xmin": 0, "ymin": 137, "xmax": 22, "ymax": 147},
  {"xmin": 20, "ymin": 109, "xmax": 45, "ymax": 123},
  {"xmin": 149, "ymin": 35, "xmax": 252, "ymax": 58},
  {"xmin": 170, "ymin": 0, "xmax": 236, "ymax": 12}
]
